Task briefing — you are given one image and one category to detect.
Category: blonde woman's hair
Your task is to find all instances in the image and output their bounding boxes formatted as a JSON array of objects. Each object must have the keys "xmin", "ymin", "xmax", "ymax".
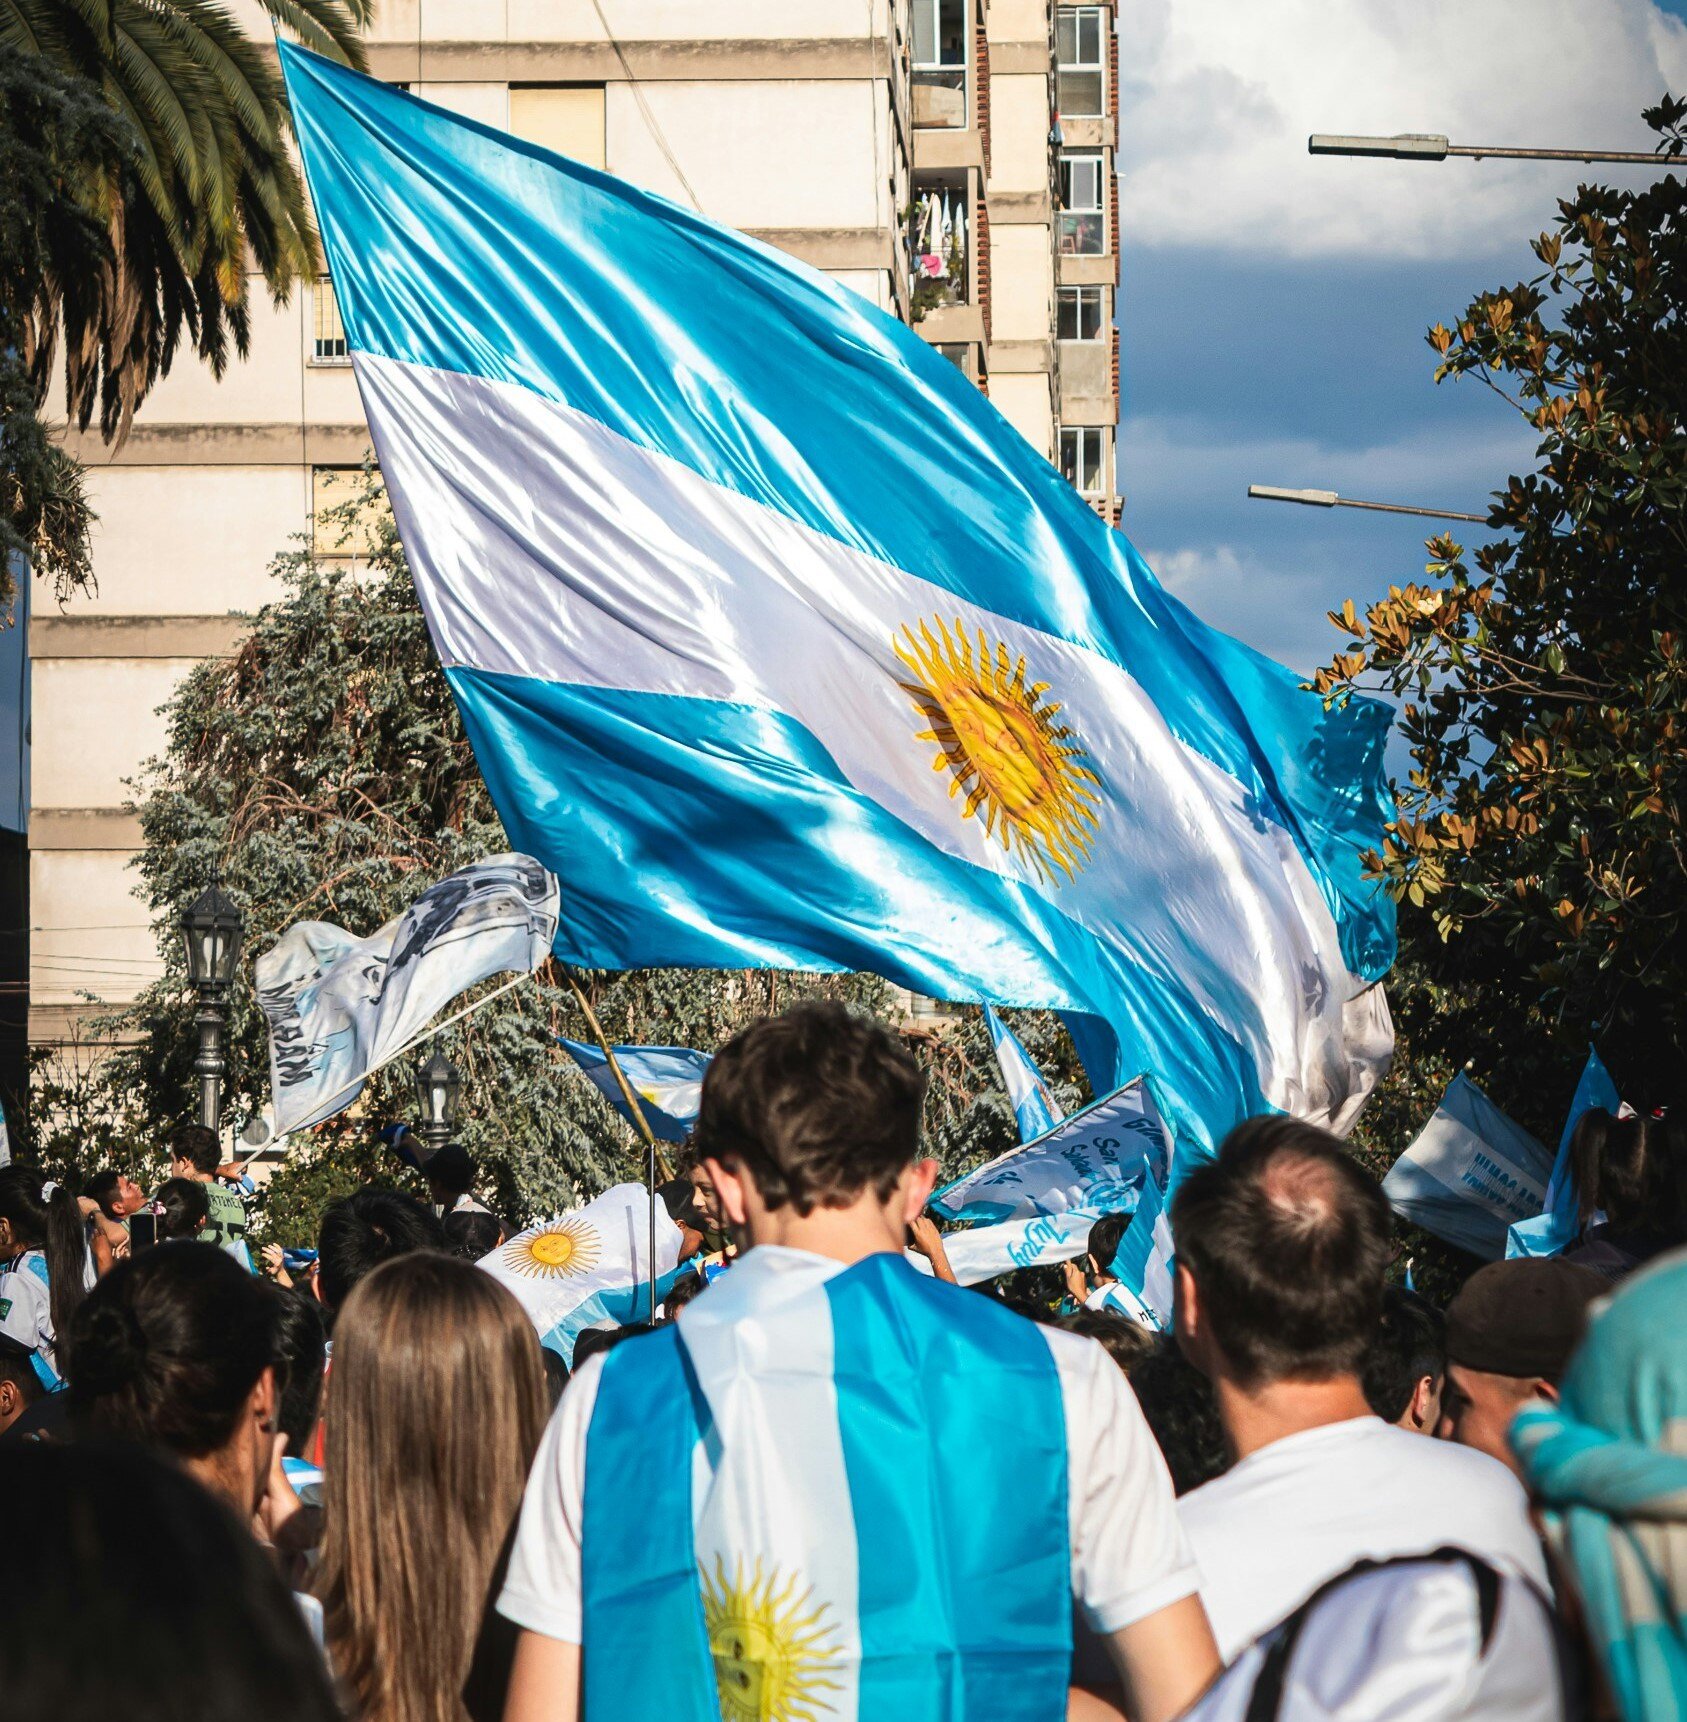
[{"xmin": 315, "ymin": 1251, "xmax": 547, "ymax": 1722}]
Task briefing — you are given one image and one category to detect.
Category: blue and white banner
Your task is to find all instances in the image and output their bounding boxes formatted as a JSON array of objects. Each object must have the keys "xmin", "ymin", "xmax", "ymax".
[
  {"xmin": 908, "ymin": 1207, "xmax": 1109, "ymax": 1286},
  {"xmin": 254, "ymin": 853, "xmax": 559, "ymax": 1134},
  {"xmin": 281, "ymin": 47, "xmax": 1395, "ymax": 1160},
  {"xmin": 932, "ymin": 1078, "xmax": 1168, "ymax": 1223},
  {"xmin": 558, "ymin": 1037, "xmax": 710, "ymax": 1144},
  {"xmin": 1506, "ymin": 1048, "xmax": 1623, "ymax": 1260},
  {"xmin": 1110, "ymin": 1171, "xmax": 1175, "ymax": 1331},
  {"xmin": 983, "ymin": 1004, "xmax": 1064, "ymax": 1141},
  {"xmin": 479, "ymin": 1182, "xmax": 683, "ymax": 1366},
  {"xmin": 1382, "ymin": 1074, "xmax": 1554, "ymax": 1260}
]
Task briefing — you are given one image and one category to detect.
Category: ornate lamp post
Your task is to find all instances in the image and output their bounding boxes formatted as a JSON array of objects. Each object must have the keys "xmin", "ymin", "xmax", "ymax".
[
  {"xmin": 180, "ymin": 883, "xmax": 245, "ymax": 1133},
  {"xmin": 414, "ymin": 1050, "xmax": 463, "ymax": 1155}
]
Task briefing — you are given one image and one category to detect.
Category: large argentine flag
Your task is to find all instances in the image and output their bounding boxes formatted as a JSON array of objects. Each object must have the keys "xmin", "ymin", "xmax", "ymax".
[{"xmin": 280, "ymin": 47, "xmax": 1395, "ymax": 1157}]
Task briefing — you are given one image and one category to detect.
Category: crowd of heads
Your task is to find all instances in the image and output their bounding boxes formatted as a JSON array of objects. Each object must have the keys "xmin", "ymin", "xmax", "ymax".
[{"xmin": 0, "ymin": 1000, "xmax": 1682, "ymax": 1722}]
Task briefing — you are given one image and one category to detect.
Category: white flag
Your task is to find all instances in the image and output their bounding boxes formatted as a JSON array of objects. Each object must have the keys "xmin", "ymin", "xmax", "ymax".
[
  {"xmin": 481, "ymin": 1182, "xmax": 683, "ymax": 1364},
  {"xmin": 910, "ymin": 1207, "xmax": 1109, "ymax": 1286},
  {"xmin": 931, "ymin": 1079, "xmax": 1168, "ymax": 1224},
  {"xmin": 255, "ymin": 853, "xmax": 559, "ymax": 1134}
]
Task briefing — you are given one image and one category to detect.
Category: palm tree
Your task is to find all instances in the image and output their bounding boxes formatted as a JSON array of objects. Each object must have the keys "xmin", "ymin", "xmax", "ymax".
[{"xmin": 1, "ymin": 0, "xmax": 371, "ymax": 443}]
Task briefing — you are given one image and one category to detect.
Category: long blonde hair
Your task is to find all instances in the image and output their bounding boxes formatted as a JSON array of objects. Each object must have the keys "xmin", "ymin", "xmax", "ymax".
[{"xmin": 316, "ymin": 1251, "xmax": 547, "ymax": 1722}]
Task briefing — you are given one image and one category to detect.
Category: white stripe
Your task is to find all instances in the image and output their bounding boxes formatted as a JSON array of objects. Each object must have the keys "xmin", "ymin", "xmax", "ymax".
[
  {"xmin": 676, "ymin": 1249, "xmax": 862, "ymax": 1720},
  {"xmin": 359, "ymin": 353, "xmax": 1370, "ymax": 1117}
]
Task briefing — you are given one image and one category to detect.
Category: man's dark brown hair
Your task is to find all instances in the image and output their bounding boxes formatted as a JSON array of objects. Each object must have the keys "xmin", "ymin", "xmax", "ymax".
[
  {"xmin": 695, "ymin": 1002, "xmax": 926, "ymax": 1214},
  {"xmin": 1171, "ymin": 1115, "xmax": 1390, "ymax": 1388}
]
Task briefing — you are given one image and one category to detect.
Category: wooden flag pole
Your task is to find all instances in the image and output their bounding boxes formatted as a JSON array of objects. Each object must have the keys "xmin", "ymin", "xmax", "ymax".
[{"xmin": 558, "ymin": 965, "xmax": 673, "ymax": 1323}]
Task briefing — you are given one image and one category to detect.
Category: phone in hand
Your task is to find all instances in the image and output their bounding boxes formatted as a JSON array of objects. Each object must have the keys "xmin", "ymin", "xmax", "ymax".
[{"xmin": 130, "ymin": 1208, "xmax": 160, "ymax": 1253}]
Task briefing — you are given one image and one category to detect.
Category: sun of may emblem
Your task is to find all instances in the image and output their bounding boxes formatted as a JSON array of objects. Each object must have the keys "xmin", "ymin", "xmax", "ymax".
[
  {"xmin": 894, "ymin": 616, "xmax": 1101, "ymax": 883},
  {"xmin": 499, "ymin": 1217, "xmax": 601, "ymax": 1280},
  {"xmin": 700, "ymin": 1556, "xmax": 843, "ymax": 1722}
]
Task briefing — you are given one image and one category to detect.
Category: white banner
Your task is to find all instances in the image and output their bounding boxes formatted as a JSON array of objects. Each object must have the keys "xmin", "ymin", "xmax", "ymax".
[
  {"xmin": 255, "ymin": 853, "xmax": 559, "ymax": 1134},
  {"xmin": 931, "ymin": 1079, "xmax": 1169, "ymax": 1223},
  {"xmin": 1382, "ymin": 1073, "xmax": 1554, "ymax": 1260}
]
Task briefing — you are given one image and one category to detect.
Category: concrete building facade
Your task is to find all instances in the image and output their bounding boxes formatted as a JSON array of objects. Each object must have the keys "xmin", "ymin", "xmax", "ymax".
[{"xmin": 33, "ymin": 0, "xmax": 1120, "ymax": 1051}]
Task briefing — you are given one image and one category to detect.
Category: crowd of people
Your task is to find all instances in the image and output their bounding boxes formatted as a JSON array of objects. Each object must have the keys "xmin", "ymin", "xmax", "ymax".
[{"xmin": 0, "ymin": 1001, "xmax": 1682, "ymax": 1721}]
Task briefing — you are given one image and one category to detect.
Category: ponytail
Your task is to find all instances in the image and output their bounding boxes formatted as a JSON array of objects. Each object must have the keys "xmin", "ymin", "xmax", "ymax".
[
  {"xmin": 44, "ymin": 1184, "xmax": 89, "ymax": 1354},
  {"xmin": 0, "ymin": 1166, "xmax": 90, "ymax": 1349}
]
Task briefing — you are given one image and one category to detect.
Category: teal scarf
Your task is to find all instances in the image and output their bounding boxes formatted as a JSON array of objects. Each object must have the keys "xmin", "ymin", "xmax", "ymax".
[{"xmin": 1514, "ymin": 1248, "xmax": 1687, "ymax": 1722}]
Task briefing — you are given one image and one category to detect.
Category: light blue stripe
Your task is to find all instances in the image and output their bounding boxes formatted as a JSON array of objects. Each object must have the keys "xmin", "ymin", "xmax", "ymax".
[
  {"xmin": 581, "ymin": 1329, "xmax": 716, "ymax": 1721},
  {"xmin": 278, "ymin": 42, "xmax": 1394, "ymax": 986},
  {"xmin": 450, "ymin": 665, "xmax": 1265, "ymax": 1136},
  {"xmin": 824, "ymin": 1254, "xmax": 1071, "ymax": 1718},
  {"xmin": 540, "ymin": 1266, "xmax": 685, "ymax": 1367}
]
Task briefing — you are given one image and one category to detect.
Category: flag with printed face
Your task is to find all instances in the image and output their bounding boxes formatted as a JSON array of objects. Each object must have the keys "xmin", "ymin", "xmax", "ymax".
[
  {"xmin": 932, "ymin": 1079, "xmax": 1168, "ymax": 1223},
  {"xmin": 1382, "ymin": 1074, "xmax": 1554, "ymax": 1259},
  {"xmin": 255, "ymin": 854, "xmax": 559, "ymax": 1134},
  {"xmin": 479, "ymin": 1182, "xmax": 683, "ymax": 1366},
  {"xmin": 1506, "ymin": 1047, "xmax": 1623, "ymax": 1259},
  {"xmin": 558, "ymin": 1037, "xmax": 710, "ymax": 1143},
  {"xmin": 279, "ymin": 46, "xmax": 1395, "ymax": 1163},
  {"xmin": 983, "ymin": 1004, "xmax": 1064, "ymax": 1141}
]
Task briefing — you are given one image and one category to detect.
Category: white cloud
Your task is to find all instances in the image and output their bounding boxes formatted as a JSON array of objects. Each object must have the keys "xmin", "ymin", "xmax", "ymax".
[{"xmin": 1119, "ymin": 0, "xmax": 1687, "ymax": 258}]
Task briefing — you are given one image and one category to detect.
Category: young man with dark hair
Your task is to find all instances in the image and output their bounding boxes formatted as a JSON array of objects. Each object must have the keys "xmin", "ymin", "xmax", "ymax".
[
  {"xmin": 1361, "ymin": 1285, "xmax": 1446, "ymax": 1433},
  {"xmin": 443, "ymin": 1208, "xmax": 504, "ymax": 1264},
  {"xmin": 1438, "ymin": 1257, "xmax": 1604, "ymax": 1476},
  {"xmin": 315, "ymin": 1189, "xmax": 445, "ymax": 1318},
  {"xmin": 168, "ymin": 1125, "xmax": 252, "ymax": 1269},
  {"xmin": 1062, "ymin": 1209, "xmax": 1134, "ymax": 1312},
  {"xmin": 1172, "ymin": 1115, "xmax": 1547, "ymax": 1660},
  {"xmin": 0, "ymin": 1331, "xmax": 44, "ymax": 1437},
  {"xmin": 500, "ymin": 1002, "xmax": 1217, "ymax": 1722}
]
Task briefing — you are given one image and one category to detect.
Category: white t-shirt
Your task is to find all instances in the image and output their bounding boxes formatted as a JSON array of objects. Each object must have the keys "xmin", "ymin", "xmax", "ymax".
[
  {"xmin": 1180, "ymin": 1554, "xmax": 1563, "ymax": 1722},
  {"xmin": 499, "ymin": 1243, "xmax": 1199, "ymax": 1647},
  {"xmin": 1178, "ymin": 1415, "xmax": 1550, "ymax": 1660}
]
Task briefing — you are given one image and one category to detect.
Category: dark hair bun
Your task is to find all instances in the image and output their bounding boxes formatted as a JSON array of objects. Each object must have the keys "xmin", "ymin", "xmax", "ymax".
[{"xmin": 71, "ymin": 1298, "xmax": 149, "ymax": 1393}]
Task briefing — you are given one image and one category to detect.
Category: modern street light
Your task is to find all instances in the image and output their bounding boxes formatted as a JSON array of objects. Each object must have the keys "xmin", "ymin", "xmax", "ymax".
[
  {"xmin": 1248, "ymin": 484, "xmax": 1488, "ymax": 525},
  {"xmin": 414, "ymin": 1050, "xmax": 463, "ymax": 1155},
  {"xmin": 1309, "ymin": 133, "xmax": 1665, "ymax": 166},
  {"xmin": 180, "ymin": 882, "xmax": 245, "ymax": 1133}
]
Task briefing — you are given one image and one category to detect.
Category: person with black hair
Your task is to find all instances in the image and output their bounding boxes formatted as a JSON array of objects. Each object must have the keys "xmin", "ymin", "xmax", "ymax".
[
  {"xmin": 267, "ymin": 1285, "xmax": 327, "ymax": 1465},
  {"xmin": 0, "ymin": 1440, "xmax": 341, "ymax": 1722},
  {"xmin": 0, "ymin": 1331, "xmax": 44, "ymax": 1436},
  {"xmin": 69, "ymin": 1243, "xmax": 282, "ymax": 1522},
  {"xmin": 444, "ymin": 1207, "xmax": 505, "ymax": 1263},
  {"xmin": 315, "ymin": 1188, "xmax": 446, "ymax": 1319},
  {"xmin": 156, "ymin": 1176, "xmax": 211, "ymax": 1242},
  {"xmin": 1126, "ymin": 1337, "xmax": 1230, "ymax": 1497},
  {"xmin": 0, "ymin": 1165, "xmax": 93, "ymax": 1392},
  {"xmin": 1361, "ymin": 1285, "xmax": 1446, "ymax": 1433},
  {"xmin": 1170, "ymin": 1116, "xmax": 1548, "ymax": 1660},
  {"xmin": 660, "ymin": 1269, "xmax": 708, "ymax": 1318},
  {"xmin": 80, "ymin": 1168, "xmax": 147, "ymax": 1269},
  {"xmin": 1060, "ymin": 1306, "xmax": 1156, "ymax": 1373},
  {"xmin": 423, "ymin": 1141, "xmax": 500, "ymax": 1224},
  {"xmin": 1061, "ymin": 1209, "xmax": 1134, "ymax": 1311},
  {"xmin": 168, "ymin": 1124, "xmax": 253, "ymax": 1269},
  {"xmin": 1563, "ymin": 1109, "xmax": 1687, "ymax": 1282}
]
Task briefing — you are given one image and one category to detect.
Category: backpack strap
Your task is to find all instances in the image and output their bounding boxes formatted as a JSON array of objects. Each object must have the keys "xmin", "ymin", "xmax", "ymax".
[{"xmin": 1243, "ymin": 1547, "xmax": 1506, "ymax": 1722}]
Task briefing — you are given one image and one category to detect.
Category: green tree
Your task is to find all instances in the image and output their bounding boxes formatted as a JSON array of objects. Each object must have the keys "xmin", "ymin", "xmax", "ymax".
[
  {"xmin": 78, "ymin": 473, "xmax": 1044, "ymax": 1243},
  {"xmin": 1315, "ymin": 97, "xmax": 1687, "ymax": 1121}
]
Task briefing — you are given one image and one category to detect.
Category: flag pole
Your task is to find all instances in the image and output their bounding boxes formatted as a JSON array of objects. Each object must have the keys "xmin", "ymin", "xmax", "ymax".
[{"xmin": 558, "ymin": 965, "xmax": 672, "ymax": 1323}]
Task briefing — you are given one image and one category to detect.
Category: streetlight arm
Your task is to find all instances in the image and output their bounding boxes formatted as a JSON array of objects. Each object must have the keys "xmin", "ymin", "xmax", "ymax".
[
  {"xmin": 1309, "ymin": 132, "xmax": 1664, "ymax": 166},
  {"xmin": 1248, "ymin": 484, "xmax": 1487, "ymax": 524}
]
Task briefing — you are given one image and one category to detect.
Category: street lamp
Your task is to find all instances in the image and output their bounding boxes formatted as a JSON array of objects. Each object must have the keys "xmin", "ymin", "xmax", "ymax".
[
  {"xmin": 180, "ymin": 882, "xmax": 245, "ymax": 1133},
  {"xmin": 1309, "ymin": 133, "xmax": 1665, "ymax": 166},
  {"xmin": 1248, "ymin": 484, "xmax": 1488, "ymax": 524},
  {"xmin": 414, "ymin": 1051, "xmax": 463, "ymax": 1155}
]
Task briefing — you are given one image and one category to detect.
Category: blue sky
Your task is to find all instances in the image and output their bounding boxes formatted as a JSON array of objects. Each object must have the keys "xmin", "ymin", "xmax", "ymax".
[{"xmin": 1117, "ymin": 0, "xmax": 1687, "ymax": 679}]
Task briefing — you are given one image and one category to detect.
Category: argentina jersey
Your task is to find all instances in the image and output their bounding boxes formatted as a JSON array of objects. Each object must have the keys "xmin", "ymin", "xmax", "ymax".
[{"xmin": 0, "ymin": 1251, "xmax": 65, "ymax": 1391}]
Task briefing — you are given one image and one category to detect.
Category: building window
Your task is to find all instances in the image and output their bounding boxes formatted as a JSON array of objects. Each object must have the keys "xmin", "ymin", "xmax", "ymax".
[
  {"xmin": 509, "ymin": 84, "xmax": 606, "ymax": 168},
  {"xmin": 310, "ymin": 279, "xmax": 350, "ymax": 366},
  {"xmin": 311, "ymin": 467, "xmax": 385, "ymax": 563},
  {"xmin": 911, "ymin": 0, "xmax": 968, "ymax": 127},
  {"xmin": 1058, "ymin": 152, "xmax": 1106, "ymax": 255},
  {"xmin": 1060, "ymin": 427, "xmax": 1106, "ymax": 495},
  {"xmin": 1058, "ymin": 285, "xmax": 1105, "ymax": 341},
  {"xmin": 1056, "ymin": 7, "xmax": 1106, "ymax": 117}
]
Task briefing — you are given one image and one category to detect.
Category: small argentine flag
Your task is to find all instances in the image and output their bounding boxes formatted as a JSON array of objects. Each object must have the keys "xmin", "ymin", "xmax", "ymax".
[
  {"xmin": 983, "ymin": 1003, "xmax": 1064, "ymax": 1141},
  {"xmin": 479, "ymin": 1182, "xmax": 683, "ymax": 1365},
  {"xmin": 280, "ymin": 46, "xmax": 1395, "ymax": 1161},
  {"xmin": 1506, "ymin": 1046, "xmax": 1622, "ymax": 1259},
  {"xmin": 1110, "ymin": 1171, "xmax": 1176, "ymax": 1331},
  {"xmin": 558, "ymin": 1036, "xmax": 710, "ymax": 1143}
]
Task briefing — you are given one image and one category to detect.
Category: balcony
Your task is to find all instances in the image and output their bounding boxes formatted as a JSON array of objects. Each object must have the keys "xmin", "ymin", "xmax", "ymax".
[
  {"xmin": 910, "ymin": 187, "xmax": 970, "ymax": 321},
  {"xmin": 912, "ymin": 66, "xmax": 967, "ymax": 128}
]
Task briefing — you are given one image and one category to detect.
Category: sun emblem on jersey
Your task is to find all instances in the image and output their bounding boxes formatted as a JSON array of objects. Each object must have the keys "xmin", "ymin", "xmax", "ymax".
[
  {"xmin": 500, "ymin": 1218, "xmax": 601, "ymax": 1279},
  {"xmin": 894, "ymin": 616, "xmax": 1101, "ymax": 884},
  {"xmin": 700, "ymin": 1556, "xmax": 843, "ymax": 1722}
]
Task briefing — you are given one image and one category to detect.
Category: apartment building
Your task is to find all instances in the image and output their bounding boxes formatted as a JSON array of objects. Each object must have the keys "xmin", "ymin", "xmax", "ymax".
[{"xmin": 33, "ymin": 0, "xmax": 1120, "ymax": 1052}]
